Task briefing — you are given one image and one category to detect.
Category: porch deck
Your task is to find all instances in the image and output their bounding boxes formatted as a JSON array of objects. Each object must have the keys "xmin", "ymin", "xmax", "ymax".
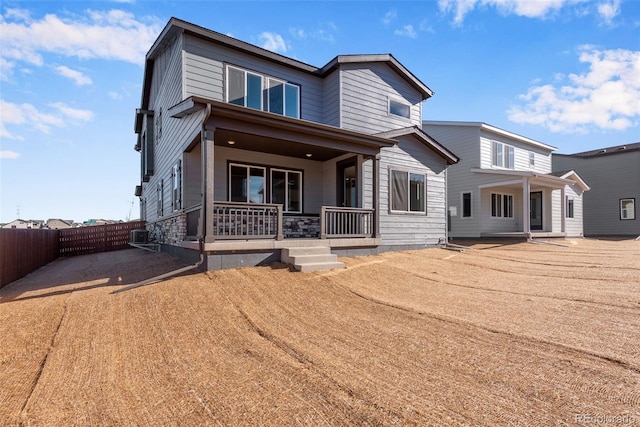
[{"xmin": 182, "ymin": 236, "xmax": 381, "ymax": 252}]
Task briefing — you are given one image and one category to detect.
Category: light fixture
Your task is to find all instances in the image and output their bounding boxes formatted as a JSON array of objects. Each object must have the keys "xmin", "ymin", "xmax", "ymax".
[
  {"xmin": 227, "ymin": 140, "xmax": 236, "ymax": 145},
  {"xmin": 305, "ymin": 153, "xmax": 312, "ymax": 158}
]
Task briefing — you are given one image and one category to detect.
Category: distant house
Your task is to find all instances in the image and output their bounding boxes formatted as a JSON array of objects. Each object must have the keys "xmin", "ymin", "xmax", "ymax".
[
  {"xmin": 422, "ymin": 121, "xmax": 589, "ymax": 239},
  {"xmin": 46, "ymin": 219, "xmax": 74, "ymax": 230},
  {"xmin": 1, "ymin": 219, "xmax": 45, "ymax": 229},
  {"xmin": 553, "ymin": 143, "xmax": 639, "ymax": 237},
  {"xmin": 133, "ymin": 18, "xmax": 459, "ymax": 271}
]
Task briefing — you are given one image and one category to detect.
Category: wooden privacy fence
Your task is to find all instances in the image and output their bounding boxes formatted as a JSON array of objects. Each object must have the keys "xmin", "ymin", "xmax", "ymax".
[
  {"xmin": 0, "ymin": 228, "xmax": 59, "ymax": 288},
  {"xmin": 59, "ymin": 221, "xmax": 146, "ymax": 257},
  {"xmin": 0, "ymin": 221, "xmax": 146, "ymax": 288}
]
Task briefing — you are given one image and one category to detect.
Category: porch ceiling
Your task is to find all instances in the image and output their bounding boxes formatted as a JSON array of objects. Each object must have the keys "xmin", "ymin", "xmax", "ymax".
[
  {"xmin": 214, "ymin": 129, "xmax": 346, "ymax": 161},
  {"xmin": 171, "ymin": 97, "xmax": 397, "ymax": 161}
]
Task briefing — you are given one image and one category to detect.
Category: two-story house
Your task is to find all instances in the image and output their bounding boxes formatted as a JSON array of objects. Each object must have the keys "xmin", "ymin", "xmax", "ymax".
[
  {"xmin": 553, "ymin": 143, "xmax": 639, "ymax": 237},
  {"xmin": 422, "ymin": 121, "xmax": 589, "ymax": 239},
  {"xmin": 134, "ymin": 18, "xmax": 458, "ymax": 271}
]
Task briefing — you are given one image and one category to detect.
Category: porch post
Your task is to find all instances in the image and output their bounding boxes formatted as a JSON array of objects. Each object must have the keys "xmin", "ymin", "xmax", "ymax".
[
  {"xmin": 560, "ymin": 187, "xmax": 566, "ymax": 233},
  {"xmin": 373, "ymin": 155, "xmax": 380, "ymax": 238},
  {"xmin": 203, "ymin": 126, "xmax": 216, "ymax": 243},
  {"xmin": 522, "ymin": 177, "xmax": 530, "ymax": 235}
]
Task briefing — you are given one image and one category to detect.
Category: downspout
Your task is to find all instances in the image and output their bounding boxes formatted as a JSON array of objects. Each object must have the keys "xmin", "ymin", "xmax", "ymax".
[{"xmin": 112, "ymin": 105, "xmax": 213, "ymax": 295}]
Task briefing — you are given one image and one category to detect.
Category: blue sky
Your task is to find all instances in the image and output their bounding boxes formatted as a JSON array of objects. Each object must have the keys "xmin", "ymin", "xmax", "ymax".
[{"xmin": 1, "ymin": 0, "xmax": 638, "ymax": 223}]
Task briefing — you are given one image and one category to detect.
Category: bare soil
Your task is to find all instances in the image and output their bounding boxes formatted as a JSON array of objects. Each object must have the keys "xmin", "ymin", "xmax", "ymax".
[{"xmin": 1, "ymin": 239, "xmax": 639, "ymax": 426}]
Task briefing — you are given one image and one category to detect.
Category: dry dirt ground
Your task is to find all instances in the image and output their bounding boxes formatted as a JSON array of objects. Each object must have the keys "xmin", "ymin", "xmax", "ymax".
[{"xmin": 1, "ymin": 239, "xmax": 639, "ymax": 426}]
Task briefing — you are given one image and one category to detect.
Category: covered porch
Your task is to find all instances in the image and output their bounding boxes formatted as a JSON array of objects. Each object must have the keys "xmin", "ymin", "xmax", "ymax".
[
  {"xmin": 172, "ymin": 98, "xmax": 394, "ymax": 251},
  {"xmin": 472, "ymin": 169, "xmax": 586, "ymax": 238}
]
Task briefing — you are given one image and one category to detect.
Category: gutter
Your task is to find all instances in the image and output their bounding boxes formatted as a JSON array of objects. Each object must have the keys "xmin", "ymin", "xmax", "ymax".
[{"xmin": 112, "ymin": 104, "xmax": 213, "ymax": 295}]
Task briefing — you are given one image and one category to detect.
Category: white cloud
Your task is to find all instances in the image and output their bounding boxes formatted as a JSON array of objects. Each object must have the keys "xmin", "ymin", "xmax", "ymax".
[
  {"xmin": 394, "ymin": 25, "xmax": 418, "ymax": 39},
  {"xmin": 54, "ymin": 65, "xmax": 92, "ymax": 86},
  {"xmin": 0, "ymin": 99, "xmax": 92, "ymax": 137},
  {"xmin": 50, "ymin": 102, "xmax": 94, "ymax": 122},
  {"xmin": 383, "ymin": 10, "xmax": 398, "ymax": 25},
  {"xmin": 507, "ymin": 46, "xmax": 640, "ymax": 133},
  {"xmin": 0, "ymin": 8, "xmax": 163, "ymax": 78},
  {"xmin": 598, "ymin": 0, "xmax": 620, "ymax": 25},
  {"xmin": 0, "ymin": 150, "xmax": 20, "ymax": 159},
  {"xmin": 438, "ymin": 0, "xmax": 593, "ymax": 25},
  {"xmin": 289, "ymin": 22, "xmax": 337, "ymax": 42},
  {"xmin": 258, "ymin": 32, "xmax": 287, "ymax": 53}
]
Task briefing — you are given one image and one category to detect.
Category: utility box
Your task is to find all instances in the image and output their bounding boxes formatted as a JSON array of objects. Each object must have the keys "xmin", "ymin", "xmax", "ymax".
[{"xmin": 130, "ymin": 229, "xmax": 149, "ymax": 244}]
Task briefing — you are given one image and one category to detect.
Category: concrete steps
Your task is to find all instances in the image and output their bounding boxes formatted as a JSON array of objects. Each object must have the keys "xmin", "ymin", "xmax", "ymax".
[{"xmin": 281, "ymin": 246, "xmax": 345, "ymax": 272}]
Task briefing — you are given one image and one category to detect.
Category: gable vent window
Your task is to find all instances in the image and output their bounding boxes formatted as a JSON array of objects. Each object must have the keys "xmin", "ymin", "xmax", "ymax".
[
  {"xmin": 227, "ymin": 65, "xmax": 300, "ymax": 118},
  {"xmin": 389, "ymin": 99, "xmax": 411, "ymax": 119}
]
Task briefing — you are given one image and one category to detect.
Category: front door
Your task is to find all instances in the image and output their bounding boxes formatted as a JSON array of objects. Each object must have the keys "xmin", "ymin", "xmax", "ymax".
[
  {"xmin": 530, "ymin": 191, "xmax": 543, "ymax": 231},
  {"xmin": 337, "ymin": 158, "xmax": 357, "ymax": 207}
]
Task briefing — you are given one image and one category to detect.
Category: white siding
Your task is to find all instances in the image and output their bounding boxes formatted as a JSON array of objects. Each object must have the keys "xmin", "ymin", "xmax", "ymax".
[
  {"xmin": 564, "ymin": 185, "xmax": 584, "ymax": 237},
  {"xmin": 479, "ymin": 130, "xmax": 552, "ymax": 173}
]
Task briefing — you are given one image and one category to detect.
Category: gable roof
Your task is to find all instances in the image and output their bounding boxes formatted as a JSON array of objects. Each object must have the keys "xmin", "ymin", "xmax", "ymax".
[
  {"xmin": 375, "ymin": 126, "xmax": 459, "ymax": 165},
  {"xmin": 423, "ymin": 120, "xmax": 557, "ymax": 152},
  {"xmin": 140, "ymin": 17, "xmax": 433, "ymax": 111},
  {"xmin": 557, "ymin": 142, "xmax": 640, "ymax": 158}
]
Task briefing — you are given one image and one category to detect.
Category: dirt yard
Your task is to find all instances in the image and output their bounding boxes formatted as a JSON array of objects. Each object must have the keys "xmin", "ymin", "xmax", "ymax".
[{"xmin": 1, "ymin": 239, "xmax": 638, "ymax": 426}]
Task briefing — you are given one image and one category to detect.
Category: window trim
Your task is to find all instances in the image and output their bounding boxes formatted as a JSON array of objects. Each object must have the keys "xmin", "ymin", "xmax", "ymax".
[
  {"xmin": 566, "ymin": 196, "xmax": 574, "ymax": 219},
  {"xmin": 491, "ymin": 140, "xmax": 515, "ymax": 170},
  {"xmin": 171, "ymin": 160, "xmax": 182, "ymax": 212},
  {"xmin": 388, "ymin": 97, "xmax": 411, "ymax": 119},
  {"xmin": 270, "ymin": 168, "xmax": 303, "ymax": 213},
  {"xmin": 620, "ymin": 198, "xmax": 636, "ymax": 220},
  {"xmin": 226, "ymin": 64, "xmax": 300, "ymax": 118},
  {"xmin": 529, "ymin": 152, "xmax": 535, "ymax": 167},
  {"xmin": 461, "ymin": 191, "xmax": 472, "ymax": 218},
  {"xmin": 490, "ymin": 192, "xmax": 514, "ymax": 219},
  {"xmin": 389, "ymin": 168, "xmax": 427, "ymax": 215},
  {"xmin": 228, "ymin": 163, "xmax": 267, "ymax": 204},
  {"xmin": 157, "ymin": 179, "xmax": 164, "ymax": 217}
]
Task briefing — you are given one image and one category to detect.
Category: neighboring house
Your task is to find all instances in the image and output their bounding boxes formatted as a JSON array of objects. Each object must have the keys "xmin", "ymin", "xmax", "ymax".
[
  {"xmin": 46, "ymin": 219, "xmax": 74, "ymax": 229},
  {"xmin": 553, "ymin": 143, "xmax": 639, "ymax": 237},
  {"xmin": 422, "ymin": 121, "xmax": 589, "ymax": 239},
  {"xmin": 1, "ymin": 219, "xmax": 45, "ymax": 229},
  {"xmin": 134, "ymin": 18, "xmax": 459, "ymax": 270}
]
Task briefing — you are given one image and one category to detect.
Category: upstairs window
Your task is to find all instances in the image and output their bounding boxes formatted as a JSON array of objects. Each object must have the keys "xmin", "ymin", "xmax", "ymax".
[
  {"xmin": 529, "ymin": 152, "xmax": 535, "ymax": 166},
  {"xmin": 227, "ymin": 66, "xmax": 300, "ymax": 118},
  {"xmin": 389, "ymin": 99, "xmax": 411, "ymax": 119},
  {"xmin": 492, "ymin": 141, "xmax": 515, "ymax": 169},
  {"xmin": 620, "ymin": 198, "xmax": 635, "ymax": 220}
]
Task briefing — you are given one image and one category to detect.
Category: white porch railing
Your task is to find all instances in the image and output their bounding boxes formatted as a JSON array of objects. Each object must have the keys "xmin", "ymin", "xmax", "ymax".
[
  {"xmin": 320, "ymin": 206, "xmax": 375, "ymax": 239},
  {"xmin": 213, "ymin": 202, "xmax": 283, "ymax": 240}
]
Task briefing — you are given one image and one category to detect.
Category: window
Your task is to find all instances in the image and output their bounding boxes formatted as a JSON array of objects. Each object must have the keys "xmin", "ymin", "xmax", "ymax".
[
  {"xmin": 155, "ymin": 108, "xmax": 162, "ymax": 145},
  {"xmin": 492, "ymin": 141, "xmax": 514, "ymax": 169},
  {"xmin": 620, "ymin": 198, "xmax": 636, "ymax": 220},
  {"xmin": 491, "ymin": 193, "xmax": 513, "ymax": 218},
  {"xmin": 566, "ymin": 196, "xmax": 574, "ymax": 218},
  {"xmin": 529, "ymin": 152, "xmax": 535, "ymax": 166},
  {"xmin": 389, "ymin": 99, "xmax": 410, "ymax": 119},
  {"xmin": 230, "ymin": 164, "xmax": 266, "ymax": 204},
  {"xmin": 390, "ymin": 170, "xmax": 426, "ymax": 213},
  {"xmin": 157, "ymin": 180, "xmax": 164, "ymax": 217},
  {"xmin": 171, "ymin": 160, "xmax": 182, "ymax": 211},
  {"xmin": 462, "ymin": 192, "xmax": 472, "ymax": 218},
  {"xmin": 227, "ymin": 66, "xmax": 300, "ymax": 118},
  {"xmin": 271, "ymin": 169, "xmax": 302, "ymax": 213}
]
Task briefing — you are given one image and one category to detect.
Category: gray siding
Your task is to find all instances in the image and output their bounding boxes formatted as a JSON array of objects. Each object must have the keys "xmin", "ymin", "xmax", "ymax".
[
  {"xmin": 554, "ymin": 152, "xmax": 640, "ymax": 236},
  {"xmin": 183, "ymin": 35, "xmax": 324, "ymax": 123},
  {"xmin": 341, "ymin": 63, "xmax": 423, "ymax": 134},
  {"xmin": 323, "ymin": 69, "xmax": 340, "ymax": 127},
  {"xmin": 213, "ymin": 146, "xmax": 324, "ymax": 214},
  {"xmin": 378, "ymin": 137, "xmax": 448, "ymax": 245}
]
